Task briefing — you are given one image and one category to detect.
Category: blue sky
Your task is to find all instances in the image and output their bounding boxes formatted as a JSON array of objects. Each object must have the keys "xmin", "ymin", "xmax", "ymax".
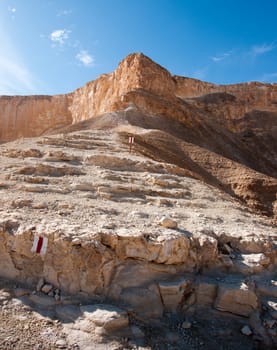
[{"xmin": 0, "ymin": 0, "xmax": 276, "ymax": 95}]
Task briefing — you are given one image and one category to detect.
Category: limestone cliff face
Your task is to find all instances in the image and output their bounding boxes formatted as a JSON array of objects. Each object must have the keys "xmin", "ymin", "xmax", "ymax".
[
  {"xmin": 181, "ymin": 80, "xmax": 277, "ymax": 125},
  {"xmin": 70, "ymin": 54, "xmax": 276, "ymax": 126},
  {"xmin": 0, "ymin": 53, "xmax": 178, "ymax": 139},
  {"xmin": 69, "ymin": 53, "xmax": 175, "ymax": 123},
  {"xmin": 0, "ymin": 52, "xmax": 276, "ymax": 142},
  {"xmin": 174, "ymin": 76, "xmax": 277, "ymax": 108},
  {"xmin": 0, "ymin": 94, "xmax": 72, "ymax": 142}
]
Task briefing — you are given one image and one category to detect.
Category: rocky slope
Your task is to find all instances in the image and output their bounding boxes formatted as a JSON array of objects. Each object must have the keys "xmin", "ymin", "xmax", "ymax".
[
  {"xmin": 0, "ymin": 53, "xmax": 277, "ymax": 348},
  {"xmin": 0, "ymin": 128, "xmax": 277, "ymax": 348}
]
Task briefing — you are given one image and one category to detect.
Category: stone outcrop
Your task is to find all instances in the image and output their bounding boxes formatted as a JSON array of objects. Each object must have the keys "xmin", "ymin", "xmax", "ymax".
[
  {"xmin": 214, "ymin": 282, "xmax": 258, "ymax": 317},
  {"xmin": 69, "ymin": 52, "xmax": 176, "ymax": 123},
  {"xmin": 0, "ymin": 216, "xmax": 275, "ymax": 317}
]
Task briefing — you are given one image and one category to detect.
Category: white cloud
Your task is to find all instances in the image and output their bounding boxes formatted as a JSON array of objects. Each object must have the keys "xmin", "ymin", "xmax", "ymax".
[
  {"xmin": 8, "ymin": 7, "xmax": 16, "ymax": 13},
  {"xmin": 7, "ymin": 6, "xmax": 16, "ymax": 19},
  {"xmin": 211, "ymin": 52, "xmax": 231, "ymax": 62},
  {"xmin": 57, "ymin": 9, "xmax": 72, "ymax": 17},
  {"xmin": 251, "ymin": 43, "xmax": 276, "ymax": 56},
  {"xmin": 76, "ymin": 50, "xmax": 95, "ymax": 67},
  {"xmin": 50, "ymin": 29, "xmax": 71, "ymax": 45}
]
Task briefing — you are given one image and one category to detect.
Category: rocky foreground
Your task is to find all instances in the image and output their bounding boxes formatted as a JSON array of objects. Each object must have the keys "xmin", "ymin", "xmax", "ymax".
[
  {"xmin": 0, "ymin": 277, "xmax": 270, "ymax": 350},
  {"xmin": 0, "ymin": 127, "xmax": 276, "ymax": 349}
]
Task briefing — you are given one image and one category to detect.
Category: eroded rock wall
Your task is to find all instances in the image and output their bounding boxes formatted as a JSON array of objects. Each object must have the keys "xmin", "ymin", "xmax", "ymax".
[
  {"xmin": 174, "ymin": 76, "xmax": 277, "ymax": 107},
  {"xmin": 0, "ymin": 52, "xmax": 276, "ymax": 142},
  {"xmin": 0, "ymin": 95, "xmax": 72, "ymax": 142},
  {"xmin": 0, "ymin": 219, "xmax": 276, "ymax": 320},
  {"xmin": 69, "ymin": 53, "xmax": 176, "ymax": 123}
]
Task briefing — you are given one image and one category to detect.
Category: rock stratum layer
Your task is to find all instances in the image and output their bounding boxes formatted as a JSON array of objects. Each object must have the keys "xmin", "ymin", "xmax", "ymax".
[{"xmin": 0, "ymin": 95, "xmax": 72, "ymax": 141}]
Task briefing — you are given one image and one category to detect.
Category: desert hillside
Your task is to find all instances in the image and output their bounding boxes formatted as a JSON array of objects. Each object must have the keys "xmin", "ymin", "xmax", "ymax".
[
  {"xmin": 0, "ymin": 53, "xmax": 277, "ymax": 349},
  {"xmin": 1, "ymin": 53, "xmax": 276, "ymax": 218}
]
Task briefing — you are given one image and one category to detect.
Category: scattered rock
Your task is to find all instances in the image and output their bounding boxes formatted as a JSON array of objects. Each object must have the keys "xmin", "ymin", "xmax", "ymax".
[
  {"xmin": 241, "ymin": 325, "xmax": 252, "ymax": 336},
  {"xmin": 54, "ymin": 289, "xmax": 61, "ymax": 301},
  {"xmin": 214, "ymin": 282, "xmax": 258, "ymax": 317},
  {"xmin": 159, "ymin": 216, "xmax": 178, "ymax": 229},
  {"xmin": 32, "ymin": 202, "xmax": 48, "ymax": 209},
  {"xmin": 198, "ymin": 234, "xmax": 218, "ymax": 264},
  {"xmin": 41, "ymin": 284, "xmax": 53, "ymax": 294},
  {"xmin": 223, "ymin": 243, "xmax": 233, "ymax": 255},
  {"xmin": 0, "ymin": 68, "xmax": 276, "ymax": 350},
  {"xmin": 36, "ymin": 278, "xmax": 45, "ymax": 292},
  {"xmin": 0, "ymin": 290, "xmax": 11, "ymax": 302},
  {"xmin": 131, "ymin": 325, "xmax": 145, "ymax": 338},
  {"xmin": 159, "ymin": 278, "xmax": 191, "ymax": 312},
  {"xmin": 249, "ymin": 310, "xmax": 272, "ymax": 347},
  {"xmin": 55, "ymin": 339, "xmax": 68, "ymax": 349},
  {"xmin": 234, "ymin": 253, "xmax": 271, "ymax": 274},
  {"xmin": 0, "ymin": 182, "xmax": 9, "ymax": 189},
  {"xmin": 80, "ymin": 304, "xmax": 129, "ymax": 331},
  {"xmin": 11, "ymin": 199, "xmax": 33, "ymax": 208},
  {"xmin": 44, "ymin": 150, "xmax": 79, "ymax": 163},
  {"xmin": 267, "ymin": 301, "xmax": 277, "ymax": 320},
  {"xmin": 182, "ymin": 321, "xmax": 192, "ymax": 329},
  {"xmin": 263, "ymin": 319, "xmax": 276, "ymax": 329}
]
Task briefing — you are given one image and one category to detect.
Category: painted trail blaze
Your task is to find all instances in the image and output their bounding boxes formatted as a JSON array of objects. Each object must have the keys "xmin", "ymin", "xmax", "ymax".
[{"xmin": 31, "ymin": 236, "xmax": 48, "ymax": 255}]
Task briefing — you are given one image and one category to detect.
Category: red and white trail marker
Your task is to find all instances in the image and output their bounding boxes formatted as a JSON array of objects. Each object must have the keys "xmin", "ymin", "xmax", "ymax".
[
  {"xmin": 129, "ymin": 136, "xmax": 134, "ymax": 153},
  {"xmin": 31, "ymin": 236, "xmax": 48, "ymax": 255}
]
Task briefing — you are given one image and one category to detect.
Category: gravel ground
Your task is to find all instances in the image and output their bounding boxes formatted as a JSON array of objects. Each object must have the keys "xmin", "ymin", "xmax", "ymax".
[
  {"xmin": 0, "ymin": 279, "xmax": 265, "ymax": 350},
  {"xmin": 0, "ymin": 280, "xmax": 77, "ymax": 350}
]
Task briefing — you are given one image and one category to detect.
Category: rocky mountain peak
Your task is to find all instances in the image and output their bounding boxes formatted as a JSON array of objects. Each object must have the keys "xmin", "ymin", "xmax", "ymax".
[
  {"xmin": 118, "ymin": 52, "xmax": 171, "ymax": 76},
  {"xmin": 114, "ymin": 52, "xmax": 175, "ymax": 99}
]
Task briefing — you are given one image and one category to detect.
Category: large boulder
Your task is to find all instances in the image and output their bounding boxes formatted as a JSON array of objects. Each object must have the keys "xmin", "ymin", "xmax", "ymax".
[
  {"xmin": 195, "ymin": 281, "xmax": 218, "ymax": 307},
  {"xmin": 158, "ymin": 278, "xmax": 191, "ymax": 312},
  {"xmin": 119, "ymin": 284, "xmax": 163, "ymax": 318},
  {"xmin": 214, "ymin": 282, "xmax": 258, "ymax": 317},
  {"xmin": 79, "ymin": 304, "xmax": 129, "ymax": 331}
]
